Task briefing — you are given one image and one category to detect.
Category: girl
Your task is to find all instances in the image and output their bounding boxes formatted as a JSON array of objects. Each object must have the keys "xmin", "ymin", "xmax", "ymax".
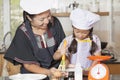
[{"xmin": 53, "ymin": 9, "xmax": 101, "ymax": 70}]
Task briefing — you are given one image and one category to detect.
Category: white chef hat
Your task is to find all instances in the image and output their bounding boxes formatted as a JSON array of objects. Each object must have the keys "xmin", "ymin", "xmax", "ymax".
[
  {"xmin": 70, "ymin": 8, "xmax": 100, "ymax": 30},
  {"xmin": 20, "ymin": 0, "xmax": 52, "ymax": 14}
]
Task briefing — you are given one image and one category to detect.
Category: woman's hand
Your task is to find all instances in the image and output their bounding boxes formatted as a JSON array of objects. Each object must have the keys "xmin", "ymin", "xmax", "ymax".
[{"xmin": 49, "ymin": 67, "xmax": 62, "ymax": 79}]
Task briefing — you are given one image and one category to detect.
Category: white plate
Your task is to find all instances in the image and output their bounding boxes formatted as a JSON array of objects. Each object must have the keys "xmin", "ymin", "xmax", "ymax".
[{"xmin": 9, "ymin": 73, "xmax": 47, "ymax": 80}]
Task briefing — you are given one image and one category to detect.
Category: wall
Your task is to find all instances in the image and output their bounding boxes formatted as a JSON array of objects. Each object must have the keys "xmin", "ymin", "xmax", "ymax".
[{"xmin": 110, "ymin": 0, "xmax": 120, "ymax": 59}]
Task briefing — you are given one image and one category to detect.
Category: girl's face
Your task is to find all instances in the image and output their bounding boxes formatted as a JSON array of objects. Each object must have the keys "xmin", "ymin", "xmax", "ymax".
[
  {"xmin": 73, "ymin": 27, "xmax": 90, "ymax": 40},
  {"xmin": 29, "ymin": 10, "xmax": 51, "ymax": 30}
]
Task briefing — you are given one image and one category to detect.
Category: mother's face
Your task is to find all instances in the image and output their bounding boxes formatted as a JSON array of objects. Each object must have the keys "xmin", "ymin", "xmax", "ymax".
[{"xmin": 28, "ymin": 10, "xmax": 51, "ymax": 30}]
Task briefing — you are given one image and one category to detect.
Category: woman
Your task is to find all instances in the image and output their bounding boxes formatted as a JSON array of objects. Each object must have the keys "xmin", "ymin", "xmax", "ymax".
[
  {"xmin": 53, "ymin": 8, "xmax": 101, "ymax": 70},
  {"xmin": 4, "ymin": 0, "xmax": 65, "ymax": 79}
]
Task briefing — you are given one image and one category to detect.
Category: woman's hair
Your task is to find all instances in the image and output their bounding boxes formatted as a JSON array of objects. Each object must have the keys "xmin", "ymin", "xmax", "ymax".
[
  {"xmin": 23, "ymin": 11, "xmax": 35, "ymax": 21},
  {"xmin": 23, "ymin": 11, "xmax": 54, "ymax": 26},
  {"xmin": 68, "ymin": 28, "xmax": 98, "ymax": 55}
]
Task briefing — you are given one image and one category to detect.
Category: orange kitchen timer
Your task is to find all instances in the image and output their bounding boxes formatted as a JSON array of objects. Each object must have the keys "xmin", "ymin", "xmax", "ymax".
[{"xmin": 88, "ymin": 56, "xmax": 111, "ymax": 80}]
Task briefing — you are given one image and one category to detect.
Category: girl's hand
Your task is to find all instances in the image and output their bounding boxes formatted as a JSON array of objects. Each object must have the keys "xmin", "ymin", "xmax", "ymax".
[
  {"xmin": 60, "ymin": 43, "xmax": 67, "ymax": 55},
  {"xmin": 60, "ymin": 39, "xmax": 67, "ymax": 55},
  {"xmin": 68, "ymin": 64, "xmax": 75, "ymax": 68}
]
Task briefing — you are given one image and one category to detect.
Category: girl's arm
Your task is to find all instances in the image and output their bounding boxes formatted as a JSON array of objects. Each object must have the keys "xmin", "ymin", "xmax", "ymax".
[
  {"xmin": 53, "ymin": 49, "xmax": 63, "ymax": 60},
  {"xmin": 53, "ymin": 40, "xmax": 67, "ymax": 60}
]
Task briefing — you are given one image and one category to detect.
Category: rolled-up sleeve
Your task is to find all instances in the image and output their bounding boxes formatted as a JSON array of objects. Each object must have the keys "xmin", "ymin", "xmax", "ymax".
[{"xmin": 4, "ymin": 28, "xmax": 39, "ymax": 65}]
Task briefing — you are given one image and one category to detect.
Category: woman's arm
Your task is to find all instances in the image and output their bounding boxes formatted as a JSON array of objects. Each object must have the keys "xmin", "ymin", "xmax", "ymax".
[
  {"xmin": 23, "ymin": 63, "xmax": 50, "ymax": 75},
  {"xmin": 23, "ymin": 63, "xmax": 62, "ymax": 78}
]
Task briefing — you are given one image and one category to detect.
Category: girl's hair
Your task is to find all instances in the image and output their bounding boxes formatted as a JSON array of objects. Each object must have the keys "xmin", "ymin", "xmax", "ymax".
[
  {"xmin": 89, "ymin": 28, "xmax": 98, "ymax": 55},
  {"xmin": 68, "ymin": 32, "xmax": 77, "ymax": 54},
  {"xmin": 68, "ymin": 28, "xmax": 98, "ymax": 55}
]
